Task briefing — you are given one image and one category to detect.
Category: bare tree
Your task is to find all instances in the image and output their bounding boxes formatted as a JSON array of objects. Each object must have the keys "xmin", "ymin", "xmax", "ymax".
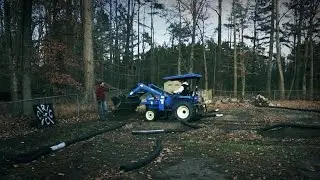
[
  {"xmin": 124, "ymin": 0, "xmax": 136, "ymax": 88},
  {"xmin": 109, "ymin": 0, "xmax": 114, "ymax": 83},
  {"xmin": 0, "ymin": 3, "xmax": 3, "ymax": 35},
  {"xmin": 294, "ymin": 3, "xmax": 303, "ymax": 96},
  {"xmin": 232, "ymin": 0, "xmax": 237, "ymax": 98},
  {"xmin": 137, "ymin": 1, "xmax": 141, "ymax": 80},
  {"xmin": 275, "ymin": 0, "xmax": 285, "ymax": 99},
  {"xmin": 217, "ymin": 0, "xmax": 222, "ymax": 92},
  {"xmin": 208, "ymin": 0, "xmax": 222, "ymax": 92},
  {"xmin": 4, "ymin": 0, "xmax": 18, "ymax": 101},
  {"xmin": 180, "ymin": 0, "xmax": 205, "ymax": 73},
  {"xmin": 22, "ymin": 0, "xmax": 33, "ymax": 115},
  {"xmin": 199, "ymin": 14, "xmax": 208, "ymax": 90},
  {"xmin": 287, "ymin": 8, "xmax": 298, "ymax": 99},
  {"xmin": 150, "ymin": 1, "xmax": 155, "ymax": 82},
  {"xmin": 309, "ymin": 36, "xmax": 314, "ymax": 100},
  {"xmin": 307, "ymin": 1, "xmax": 319, "ymax": 100},
  {"xmin": 266, "ymin": 0, "xmax": 275, "ymax": 98},
  {"xmin": 252, "ymin": 0, "xmax": 258, "ymax": 91},
  {"xmin": 115, "ymin": 0, "xmax": 120, "ymax": 89},
  {"xmin": 239, "ymin": 0, "xmax": 249, "ymax": 101},
  {"xmin": 178, "ymin": 0, "xmax": 182, "ymax": 74},
  {"xmin": 82, "ymin": 0, "xmax": 95, "ymax": 102}
]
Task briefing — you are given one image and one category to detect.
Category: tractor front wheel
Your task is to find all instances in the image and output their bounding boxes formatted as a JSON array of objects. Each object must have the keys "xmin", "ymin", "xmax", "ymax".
[
  {"xmin": 174, "ymin": 102, "xmax": 194, "ymax": 122},
  {"xmin": 145, "ymin": 110, "xmax": 157, "ymax": 121}
]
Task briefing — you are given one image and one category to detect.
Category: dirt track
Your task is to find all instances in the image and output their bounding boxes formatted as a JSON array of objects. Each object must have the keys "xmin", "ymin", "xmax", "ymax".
[{"xmin": 0, "ymin": 103, "xmax": 320, "ymax": 179}]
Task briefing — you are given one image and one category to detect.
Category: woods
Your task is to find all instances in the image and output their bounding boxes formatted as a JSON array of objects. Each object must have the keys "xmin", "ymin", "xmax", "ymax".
[{"xmin": 0, "ymin": 0, "xmax": 319, "ymax": 107}]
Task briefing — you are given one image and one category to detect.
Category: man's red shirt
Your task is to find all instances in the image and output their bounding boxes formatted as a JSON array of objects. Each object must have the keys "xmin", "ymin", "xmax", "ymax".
[{"xmin": 96, "ymin": 85, "xmax": 106, "ymax": 101}]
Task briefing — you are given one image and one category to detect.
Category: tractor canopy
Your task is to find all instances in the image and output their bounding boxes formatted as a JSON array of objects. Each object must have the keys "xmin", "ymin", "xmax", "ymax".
[{"xmin": 163, "ymin": 73, "xmax": 202, "ymax": 81}]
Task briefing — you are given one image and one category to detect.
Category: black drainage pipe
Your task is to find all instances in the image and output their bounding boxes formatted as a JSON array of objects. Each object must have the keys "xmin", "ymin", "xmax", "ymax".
[
  {"xmin": 11, "ymin": 123, "xmax": 126, "ymax": 164},
  {"xmin": 257, "ymin": 106, "xmax": 320, "ymax": 113},
  {"xmin": 203, "ymin": 113, "xmax": 224, "ymax": 118},
  {"xmin": 258, "ymin": 123, "xmax": 320, "ymax": 132},
  {"xmin": 131, "ymin": 129, "xmax": 186, "ymax": 135},
  {"xmin": 119, "ymin": 139, "xmax": 163, "ymax": 172}
]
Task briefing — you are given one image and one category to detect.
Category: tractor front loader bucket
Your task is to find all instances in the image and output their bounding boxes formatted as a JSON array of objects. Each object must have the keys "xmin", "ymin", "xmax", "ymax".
[{"xmin": 111, "ymin": 95, "xmax": 141, "ymax": 116}]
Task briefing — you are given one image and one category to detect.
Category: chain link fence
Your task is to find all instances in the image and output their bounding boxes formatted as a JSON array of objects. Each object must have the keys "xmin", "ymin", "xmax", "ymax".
[
  {"xmin": 0, "ymin": 89, "xmax": 125, "ymax": 118},
  {"xmin": 214, "ymin": 90, "xmax": 320, "ymax": 101},
  {"xmin": 0, "ymin": 94, "xmax": 90, "ymax": 118},
  {"xmin": 0, "ymin": 89, "xmax": 319, "ymax": 118}
]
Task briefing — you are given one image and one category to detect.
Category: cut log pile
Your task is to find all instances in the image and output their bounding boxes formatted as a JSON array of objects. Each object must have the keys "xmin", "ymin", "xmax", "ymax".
[{"xmin": 253, "ymin": 94, "xmax": 275, "ymax": 107}]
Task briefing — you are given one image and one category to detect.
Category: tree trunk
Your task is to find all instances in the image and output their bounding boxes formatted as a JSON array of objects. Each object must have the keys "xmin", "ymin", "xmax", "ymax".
[
  {"xmin": 213, "ymin": 42, "xmax": 216, "ymax": 92},
  {"xmin": 204, "ymin": 47, "xmax": 208, "ymax": 90},
  {"xmin": 4, "ymin": 0, "xmax": 18, "ymax": 101},
  {"xmin": 124, "ymin": 0, "xmax": 135, "ymax": 88},
  {"xmin": 157, "ymin": 49, "xmax": 160, "ymax": 85},
  {"xmin": 228, "ymin": 17, "xmax": 231, "ymax": 48},
  {"xmin": 150, "ymin": 2, "xmax": 155, "ymax": 82},
  {"xmin": 266, "ymin": 0, "xmax": 275, "ymax": 98},
  {"xmin": 178, "ymin": 0, "xmax": 182, "ymax": 74},
  {"xmin": 124, "ymin": 0, "xmax": 131, "ymax": 88},
  {"xmin": 0, "ymin": 2, "xmax": 3, "ymax": 35},
  {"xmin": 240, "ymin": 20, "xmax": 245, "ymax": 101},
  {"xmin": 288, "ymin": 9, "xmax": 297, "ymax": 99},
  {"xmin": 82, "ymin": 0, "xmax": 95, "ymax": 102},
  {"xmin": 115, "ymin": 0, "xmax": 120, "ymax": 89},
  {"xmin": 22, "ymin": 0, "xmax": 33, "ymax": 115},
  {"xmin": 137, "ymin": 4, "xmax": 140, "ymax": 81},
  {"xmin": 308, "ymin": 2, "xmax": 317, "ymax": 100},
  {"xmin": 109, "ymin": 0, "xmax": 114, "ymax": 84},
  {"xmin": 302, "ymin": 37, "xmax": 308, "ymax": 99},
  {"xmin": 189, "ymin": 0, "xmax": 197, "ymax": 73},
  {"xmin": 233, "ymin": 27, "xmax": 237, "ymax": 98},
  {"xmin": 275, "ymin": 0, "xmax": 285, "ymax": 99},
  {"xmin": 252, "ymin": 0, "xmax": 257, "ymax": 91},
  {"xmin": 66, "ymin": 0, "xmax": 73, "ymax": 53},
  {"xmin": 130, "ymin": 0, "xmax": 135, "ymax": 84},
  {"xmin": 142, "ymin": 5, "xmax": 146, "ymax": 82},
  {"xmin": 66, "ymin": 0, "xmax": 75, "ymax": 93},
  {"xmin": 216, "ymin": 0, "xmax": 222, "ymax": 92},
  {"xmin": 202, "ymin": 19, "xmax": 208, "ymax": 90},
  {"xmin": 295, "ymin": 6, "xmax": 303, "ymax": 96},
  {"xmin": 309, "ymin": 39, "xmax": 314, "ymax": 100},
  {"xmin": 233, "ymin": 1, "xmax": 237, "ymax": 98}
]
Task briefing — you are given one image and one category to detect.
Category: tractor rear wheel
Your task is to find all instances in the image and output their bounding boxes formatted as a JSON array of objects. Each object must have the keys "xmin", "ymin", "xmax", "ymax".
[
  {"xmin": 145, "ymin": 110, "xmax": 157, "ymax": 121},
  {"xmin": 174, "ymin": 102, "xmax": 195, "ymax": 122}
]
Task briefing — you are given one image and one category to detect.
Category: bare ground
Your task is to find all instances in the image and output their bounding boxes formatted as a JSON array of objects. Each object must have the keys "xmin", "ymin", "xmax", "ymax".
[{"xmin": 0, "ymin": 101, "xmax": 319, "ymax": 179}]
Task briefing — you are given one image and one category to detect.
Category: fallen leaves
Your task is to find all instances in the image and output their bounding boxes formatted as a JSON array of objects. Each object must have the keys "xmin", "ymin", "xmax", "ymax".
[
  {"xmin": 0, "ymin": 115, "xmax": 38, "ymax": 139},
  {"xmin": 271, "ymin": 100, "xmax": 320, "ymax": 110},
  {"xmin": 0, "ymin": 113, "xmax": 99, "ymax": 139},
  {"xmin": 1, "ymin": 100, "xmax": 319, "ymax": 180}
]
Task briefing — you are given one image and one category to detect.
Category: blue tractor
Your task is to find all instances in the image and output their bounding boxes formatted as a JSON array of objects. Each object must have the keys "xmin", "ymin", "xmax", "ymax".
[{"xmin": 112, "ymin": 73, "xmax": 206, "ymax": 122}]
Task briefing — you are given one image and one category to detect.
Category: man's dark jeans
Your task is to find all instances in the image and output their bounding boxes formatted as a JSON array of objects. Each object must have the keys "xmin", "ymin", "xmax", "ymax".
[{"xmin": 98, "ymin": 100, "xmax": 107, "ymax": 120}]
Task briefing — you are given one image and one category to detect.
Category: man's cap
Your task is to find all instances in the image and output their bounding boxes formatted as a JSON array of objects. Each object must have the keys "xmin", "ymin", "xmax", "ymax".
[{"xmin": 182, "ymin": 82, "xmax": 189, "ymax": 86}]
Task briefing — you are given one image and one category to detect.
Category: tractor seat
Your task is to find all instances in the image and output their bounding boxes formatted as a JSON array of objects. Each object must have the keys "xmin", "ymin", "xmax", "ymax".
[{"xmin": 180, "ymin": 89, "xmax": 191, "ymax": 96}]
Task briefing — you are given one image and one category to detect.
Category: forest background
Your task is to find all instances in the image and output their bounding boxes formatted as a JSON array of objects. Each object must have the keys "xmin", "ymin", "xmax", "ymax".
[{"xmin": 0, "ymin": 0, "xmax": 319, "ymax": 115}]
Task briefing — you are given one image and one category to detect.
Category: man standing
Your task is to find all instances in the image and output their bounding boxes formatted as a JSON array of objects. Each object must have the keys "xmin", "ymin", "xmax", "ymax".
[{"xmin": 96, "ymin": 81, "xmax": 108, "ymax": 121}]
